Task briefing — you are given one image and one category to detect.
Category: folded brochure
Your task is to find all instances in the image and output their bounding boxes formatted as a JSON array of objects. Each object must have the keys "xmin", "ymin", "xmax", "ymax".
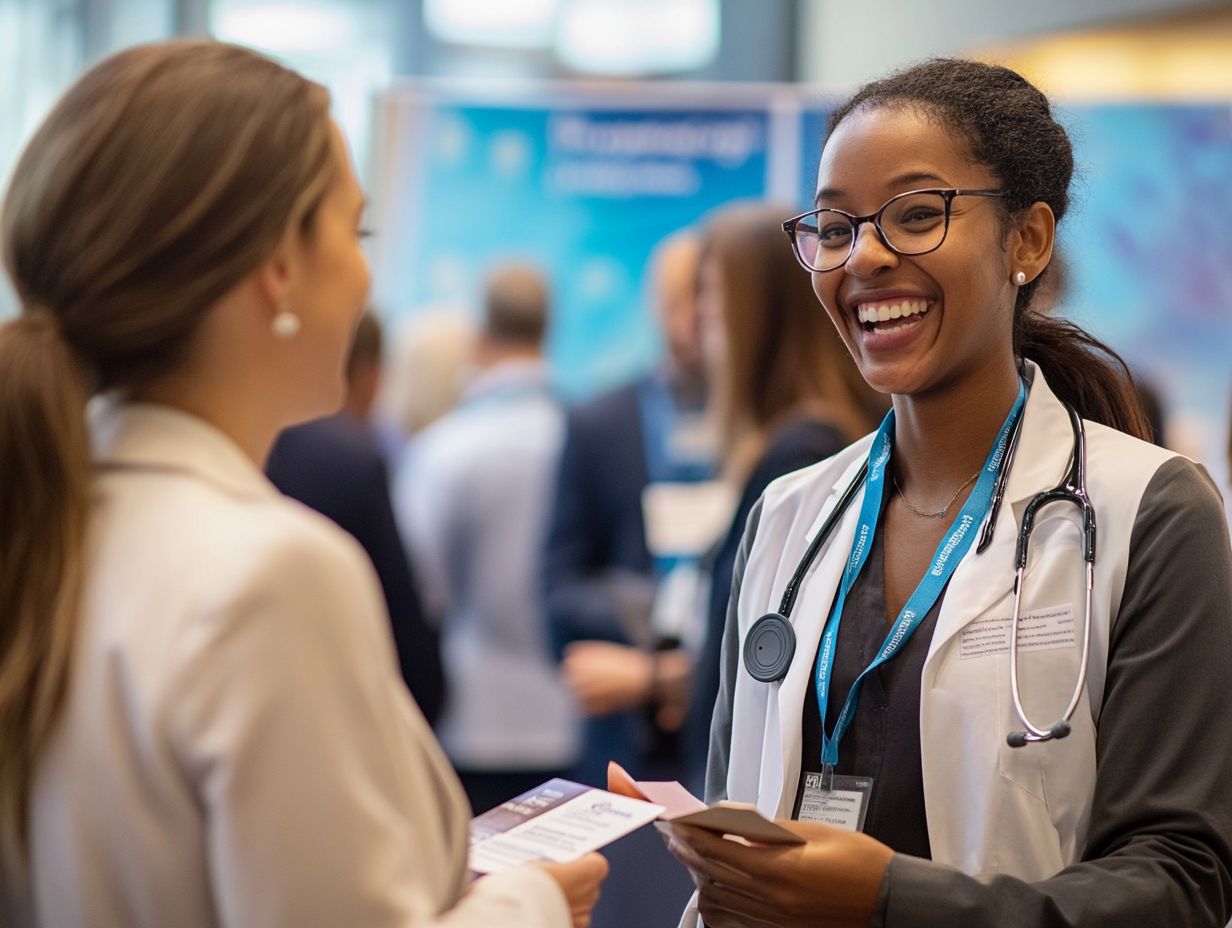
[
  {"xmin": 606, "ymin": 761, "xmax": 805, "ymax": 845},
  {"xmin": 469, "ymin": 778, "xmax": 664, "ymax": 874}
]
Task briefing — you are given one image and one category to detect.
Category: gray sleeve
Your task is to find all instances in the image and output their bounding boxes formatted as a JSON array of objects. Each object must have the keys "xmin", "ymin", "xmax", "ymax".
[
  {"xmin": 881, "ymin": 456, "xmax": 1232, "ymax": 928},
  {"xmin": 703, "ymin": 497, "xmax": 764, "ymax": 805}
]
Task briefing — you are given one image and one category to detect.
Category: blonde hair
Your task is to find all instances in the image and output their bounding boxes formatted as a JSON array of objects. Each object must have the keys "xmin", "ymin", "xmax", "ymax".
[
  {"xmin": 0, "ymin": 40, "xmax": 334, "ymax": 859},
  {"xmin": 380, "ymin": 311, "xmax": 476, "ymax": 436},
  {"xmin": 702, "ymin": 202, "xmax": 887, "ymax": 475}
]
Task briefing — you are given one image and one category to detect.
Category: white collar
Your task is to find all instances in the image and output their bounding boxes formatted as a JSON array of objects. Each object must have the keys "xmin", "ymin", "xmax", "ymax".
[{"xmin": 89, "ymin": 397, "xmax": 279, "ymax": 502}]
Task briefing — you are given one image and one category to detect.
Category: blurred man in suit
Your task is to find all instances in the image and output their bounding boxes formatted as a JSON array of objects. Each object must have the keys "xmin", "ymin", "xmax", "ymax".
[
  {"xmin": 545, "ymin": 231, "xmax": 711, "ymax": 780},
  {"xmin": 266, "ymin": 311, "xmax": 445, "ymax": 724}
]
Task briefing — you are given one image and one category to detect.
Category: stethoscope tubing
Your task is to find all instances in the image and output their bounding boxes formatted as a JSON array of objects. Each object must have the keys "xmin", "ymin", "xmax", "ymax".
[
  {"xmin": 744, "ymin": 396, "xmax": 1097, "ymax": 751},
  {"xmin": 1007, "ymin": 561, "xmax": 1094, "ymax": 744},
  {"xmin": 1006, "ymin": 407, "xmax": 1096, "ymax": 746},
  {"xmin": 776, "ymin": 461, "xmax": 869, "ymax": 617}
]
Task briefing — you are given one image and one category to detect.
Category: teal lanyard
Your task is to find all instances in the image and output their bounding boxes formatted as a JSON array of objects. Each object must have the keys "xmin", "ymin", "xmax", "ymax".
[{"xmin": 815, "ymin": 383, "xmax": 1027, "ymax": 768}]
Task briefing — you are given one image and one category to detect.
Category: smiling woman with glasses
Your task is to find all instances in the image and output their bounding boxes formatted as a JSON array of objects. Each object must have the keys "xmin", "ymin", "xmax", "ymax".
[
  {"xmin": 783, "ymin": 188, "xmax": 1004, "ymax": 272},
  {"xmin": 665, "ymin": 58, "xmax": 1232, "ymax": 928}
]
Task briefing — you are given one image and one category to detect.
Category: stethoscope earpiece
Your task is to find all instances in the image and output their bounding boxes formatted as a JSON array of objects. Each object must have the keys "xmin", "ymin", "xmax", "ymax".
[{"xmin": 1007, "ymin": 720, "xmax": 1074, "ymax": 749}]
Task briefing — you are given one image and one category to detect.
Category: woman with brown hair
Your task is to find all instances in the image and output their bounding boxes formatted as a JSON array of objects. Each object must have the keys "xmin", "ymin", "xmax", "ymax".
[
  {"xmin": 699, "ymin": 202, "xmax": 886, "ymax": 491},
  {"xmin": 0, "ymin": 41, "xmax": 604, "ymax": 927},
  {"xmin": 685, "ymin": 201, "xmax": 886, "ymax": 790}
]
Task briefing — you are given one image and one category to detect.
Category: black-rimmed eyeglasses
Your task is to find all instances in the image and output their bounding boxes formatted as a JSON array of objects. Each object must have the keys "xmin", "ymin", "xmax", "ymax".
[{"xmin": 782, "ymin": 188, "xmax": 1005, "ymax": 273}]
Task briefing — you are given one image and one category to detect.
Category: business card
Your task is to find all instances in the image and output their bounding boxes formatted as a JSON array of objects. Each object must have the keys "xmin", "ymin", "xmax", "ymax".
[{"xmin": 607, "ymin": 762, "xmax": 805, "ymax": 846}]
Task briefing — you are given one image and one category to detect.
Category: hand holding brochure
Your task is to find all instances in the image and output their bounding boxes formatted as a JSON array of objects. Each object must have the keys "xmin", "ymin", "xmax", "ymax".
[
  {"xmin": 606, "ymin": 762, "xmax": 805, "ymax": 846},
  {"xmin": 469, "ymin": 778, "xmax": 664, "ymax": 875}
]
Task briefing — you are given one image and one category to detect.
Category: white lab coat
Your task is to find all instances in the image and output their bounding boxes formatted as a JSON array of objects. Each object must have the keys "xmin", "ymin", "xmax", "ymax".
[
  {"xmin": 7, "ymin": 400, "xmax": 570, "ymax": 928},
  {"xmin": 680, "ymin": 364, "xmax": 1179, "ymax": 926}
]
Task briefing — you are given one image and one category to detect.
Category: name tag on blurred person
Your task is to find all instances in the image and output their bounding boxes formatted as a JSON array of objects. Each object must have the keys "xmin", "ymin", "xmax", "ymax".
[
  {"xmin": 642, "ymin": 481, "xmax": 736, "ymax": 559},
  {"xmin": 669, "ymin": 413, "xmax": 718, "ymax": 467}
]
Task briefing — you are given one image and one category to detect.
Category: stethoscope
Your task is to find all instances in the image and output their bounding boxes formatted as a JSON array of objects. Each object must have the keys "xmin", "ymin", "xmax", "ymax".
[{"xmin": 741, "ymin": 400, "xmax": 1096, "ymax": 748}]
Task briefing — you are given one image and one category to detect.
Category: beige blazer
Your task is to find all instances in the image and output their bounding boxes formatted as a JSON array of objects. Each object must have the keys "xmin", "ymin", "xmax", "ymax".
[{"xmin": 8, "ymin": 400, "xmax": 569, "ymax": 928}]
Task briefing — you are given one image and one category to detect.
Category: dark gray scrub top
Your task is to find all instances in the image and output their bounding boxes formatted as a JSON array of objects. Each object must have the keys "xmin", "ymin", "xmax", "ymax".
[{"xmin": 799, "ymin": 519, "xmax": 938, "ymax": 860}]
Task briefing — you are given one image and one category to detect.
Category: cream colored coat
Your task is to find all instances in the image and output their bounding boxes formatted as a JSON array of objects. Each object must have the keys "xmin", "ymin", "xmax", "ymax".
[
  {"xmin": 681, "ymin": 365, "xmax": 1178, "ymax": 926},
  {"xmin": 6, "ymin": 401, "xmax": 570, "ymax": 928}
]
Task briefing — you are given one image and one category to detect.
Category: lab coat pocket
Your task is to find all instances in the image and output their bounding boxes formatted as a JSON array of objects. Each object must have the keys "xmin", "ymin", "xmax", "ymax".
[
  {"xmin": 995, "ymin": 636, "xmax": 1076, "ymax": 802},
  {"xmin": 995, "ymin": 624, "xmax": 1097, "ymax": 870}
]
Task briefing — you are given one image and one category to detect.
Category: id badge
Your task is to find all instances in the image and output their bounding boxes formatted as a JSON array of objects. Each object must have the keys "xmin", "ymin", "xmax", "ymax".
[{"xmin": 793, "ymin": 769, "xmax": 873, "ymax": 832}]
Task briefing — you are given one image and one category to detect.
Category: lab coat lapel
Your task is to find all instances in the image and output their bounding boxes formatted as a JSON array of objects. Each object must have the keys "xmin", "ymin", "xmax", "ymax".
[
  {"xmin": 927, "ymin": 364, "xmax": 1076, "ymax": 661},
  {"xmin": 772, "ymin": 452, "xmax": 867, "ymax": 816}
]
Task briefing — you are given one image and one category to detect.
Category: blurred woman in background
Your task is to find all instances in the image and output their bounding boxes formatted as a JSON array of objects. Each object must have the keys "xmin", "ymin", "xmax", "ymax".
[
  {"xmin": 685, "ymin": 202, "xmax": 886, "ymax": 791},
  {"xmin": 377, "ymin": 309, "xmax": 476, "ymax": 468},
  {"xmin": 0, "ymin": 40, "xmax": 604, "ymax": 928},
  {"xmin": 565, "ymin": 202, "xmax": 885, "ymax": 794}
]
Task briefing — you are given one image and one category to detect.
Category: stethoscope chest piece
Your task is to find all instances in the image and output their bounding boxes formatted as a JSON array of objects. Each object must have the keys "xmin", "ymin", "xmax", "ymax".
[{"xmin": 743, "ymin": 613, "xmax": 797, "ymax": 683}]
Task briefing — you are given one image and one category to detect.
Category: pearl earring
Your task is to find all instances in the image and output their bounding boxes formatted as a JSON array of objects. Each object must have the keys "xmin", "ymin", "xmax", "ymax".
[
  {"xmin": 1014, "ymin": 271, "xmax": 1027, "ymax": 286},
  {"xmin": 272, "ymin": 308, "xmax": 301, "ymax": 340}
]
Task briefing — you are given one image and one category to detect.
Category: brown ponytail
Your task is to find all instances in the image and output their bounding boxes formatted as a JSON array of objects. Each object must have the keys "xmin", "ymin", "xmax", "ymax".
[
  {"xmin": 1015, "ymin": 311, "xmax": 1152, "ymax": 442},
  {"xmin": 828, "ymin": 58, "xmax": 1152, "ymax": 443},
  {"xmin": 0, "ymin": 313, "xmax": 91, "ymax": 861},
  {"xmin": 0, "ymin": 40, "xmax": 335, "ymax": 858}
]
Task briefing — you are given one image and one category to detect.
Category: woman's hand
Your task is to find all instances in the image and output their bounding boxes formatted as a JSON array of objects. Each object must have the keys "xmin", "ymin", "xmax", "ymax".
[
  {"xmin": 561, "ymin": 642, "xmax": 654, "ymax": 716},
  {"xmin": 562, "ymin": 642, "xmax": 692, "ymax": 729},
  {"xmin": 535, "ymin": 853, "xmax": 610, "ymax": 928},
  {"xmin": 562, "ymin": 641, "xmax": 653, "ymax": 716},
  {"xmin": 662, "ymin": 820, "xmax": 892, "ymax": 928}
]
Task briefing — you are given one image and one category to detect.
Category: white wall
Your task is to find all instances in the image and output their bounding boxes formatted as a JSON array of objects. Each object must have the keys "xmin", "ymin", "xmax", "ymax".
[{"xmin": 797, "ymin": 0, "xmax": 1230, "ymax": 88}]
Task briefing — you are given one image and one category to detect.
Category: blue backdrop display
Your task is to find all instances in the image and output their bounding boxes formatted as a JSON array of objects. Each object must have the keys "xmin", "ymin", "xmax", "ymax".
[
  {"xmin": 370, "ymin": 90, "xmax": 775, "ymax": 398},
  {"xmin": 1057, "ymin": 104, "xmax": 1232, "ymax": 487},
  {"xmin": 797, "ymin": 105, "xmax": 830, "ymax": 210},
  {"xmin": 370, "ymin": 87, "xmax": 1231, "ymax": 486}
]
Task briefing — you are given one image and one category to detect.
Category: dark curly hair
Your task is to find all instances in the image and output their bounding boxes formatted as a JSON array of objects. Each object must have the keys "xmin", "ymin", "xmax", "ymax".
[{"xmin": 827, "ymin": 58, "xmax": 1150, "ymax": 441}]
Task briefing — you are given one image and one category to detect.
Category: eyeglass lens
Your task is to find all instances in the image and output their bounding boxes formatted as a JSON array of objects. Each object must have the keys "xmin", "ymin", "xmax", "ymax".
[{"xmin": 794, "ymin": 191, "xmax": 950, "ymax": 271}]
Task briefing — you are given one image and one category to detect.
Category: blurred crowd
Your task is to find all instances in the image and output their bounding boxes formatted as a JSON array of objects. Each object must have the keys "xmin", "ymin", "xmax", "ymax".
[{"xmin": 260, "ymin": 200, "xmax": 891, "ymax": 924}]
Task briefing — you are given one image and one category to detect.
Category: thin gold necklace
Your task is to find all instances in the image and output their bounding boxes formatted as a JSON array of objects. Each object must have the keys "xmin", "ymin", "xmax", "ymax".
[{"xmin": 891, "ymin": 468, "xmax": 980, "ymax": 519}]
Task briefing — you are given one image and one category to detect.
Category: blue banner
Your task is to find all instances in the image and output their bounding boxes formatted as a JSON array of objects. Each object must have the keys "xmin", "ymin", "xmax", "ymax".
[
  {"xmin": 372, "ymin": 95, "xmax": 770, "ymax": 398},
  {"xmin": 370, "ymin": 88, "xmax": 1231, "ymax": 489}
]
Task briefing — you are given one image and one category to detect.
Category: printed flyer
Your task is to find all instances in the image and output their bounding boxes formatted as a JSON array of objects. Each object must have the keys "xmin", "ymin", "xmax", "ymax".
[{"xmin": 469, "ymin": 779, "xmax": 664, "ymax": 875}]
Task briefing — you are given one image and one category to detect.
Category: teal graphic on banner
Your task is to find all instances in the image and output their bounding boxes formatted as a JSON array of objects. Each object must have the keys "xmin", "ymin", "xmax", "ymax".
[{"xmin": 374, "ymin": 98, "xmax": 770, "ymax": 398}]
